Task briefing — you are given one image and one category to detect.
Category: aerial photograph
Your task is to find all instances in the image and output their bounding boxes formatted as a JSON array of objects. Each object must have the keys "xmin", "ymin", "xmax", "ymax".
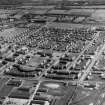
[{"xmin": 1, "ymin": 0, "xmax": 105, "ymax": 105}]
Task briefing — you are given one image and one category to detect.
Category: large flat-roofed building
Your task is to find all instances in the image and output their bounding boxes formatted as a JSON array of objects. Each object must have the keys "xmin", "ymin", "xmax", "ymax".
[
  {"xmin": 67, "ymin": 9, "xmax": 94, "ymax": 16},
  {"xmin": 47, "ymin": 9, "xmax": 67, "ymax": 15}
]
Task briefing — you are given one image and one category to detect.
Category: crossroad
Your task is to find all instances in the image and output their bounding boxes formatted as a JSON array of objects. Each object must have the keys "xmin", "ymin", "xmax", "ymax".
[
  {"xmin": 66, "ymin": 31, "xmax": 100, "ymax": 71},
  {"xmin": 79, "ymin": 44, "xmax": 105, "ymax": 82},
  {"xmin": 27, "ymin": 81, "xmax": 41, "ymax": 105}
]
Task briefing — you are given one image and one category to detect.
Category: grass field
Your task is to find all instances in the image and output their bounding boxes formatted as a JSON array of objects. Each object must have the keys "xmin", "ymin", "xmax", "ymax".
[{"xmin": 0, "ymin": 85, "xmax": 14, "ymax": 98}]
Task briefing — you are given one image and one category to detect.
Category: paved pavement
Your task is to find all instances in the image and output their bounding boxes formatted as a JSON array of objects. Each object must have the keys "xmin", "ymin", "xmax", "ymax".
[{"xmin": 27, "ymin": 81, "xmax": 41, "ymax": 105}]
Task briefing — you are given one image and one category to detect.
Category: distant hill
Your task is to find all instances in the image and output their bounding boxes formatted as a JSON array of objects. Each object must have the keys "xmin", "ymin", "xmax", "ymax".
[
  {"xmin": 1, "ymin": 0, "xmax": 105, "ymax": 5},
  {"xmin": 0, "ymin": 0, "xmax": 21, "ymax": 5},
  {"xmin": 0, "ymin": 0, "xmax": 33, "ymax": 5}
]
